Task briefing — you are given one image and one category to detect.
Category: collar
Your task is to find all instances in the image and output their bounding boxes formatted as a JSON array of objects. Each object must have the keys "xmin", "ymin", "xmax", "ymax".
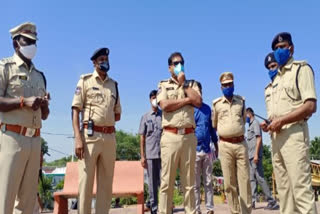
[
  {"xmin": 13, "ymin": 53, "xmax": 35, "ymax": 71},
  {"xmin": 279, "ymin": 57, "xmax": 294, "ymax": 74},
  {"xmin": 221, "ymin": 95, "xmax": 235, "ymax": 104},
  {"xmin": 93, "ymin": 69, "xmax": 109, "ymax": 82},
  {"xmin": 149, "ymin": 109, "xmax": 159, "ymax": 115},
  {"xmin": 169, "ymin": 77, "xmax": 179, "ymax": 85}
]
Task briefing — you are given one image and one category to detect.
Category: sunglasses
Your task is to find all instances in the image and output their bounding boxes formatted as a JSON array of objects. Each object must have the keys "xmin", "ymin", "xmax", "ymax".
[{"xmin": 171, "ymin": 61, "xmax": 184, "ymax": 66}]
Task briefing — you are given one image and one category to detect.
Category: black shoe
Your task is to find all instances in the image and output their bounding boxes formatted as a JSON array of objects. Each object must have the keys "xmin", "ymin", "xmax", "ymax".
[
  {"xmin": 264, "ymin": 200, "xmax": 279, "ymax": 210},
  {"xmin": 252, "ymin": 201, "xmax": 256, "ymax": 209}
]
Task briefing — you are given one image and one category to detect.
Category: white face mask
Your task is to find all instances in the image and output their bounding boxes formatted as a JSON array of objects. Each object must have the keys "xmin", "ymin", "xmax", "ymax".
[
  {"xmin": 151, "ymin": 99, "xmax": 158, "ymax": 108},
  {"xmin": 18, "ymin": 42, "xmax": 37, "ymax": 60}
]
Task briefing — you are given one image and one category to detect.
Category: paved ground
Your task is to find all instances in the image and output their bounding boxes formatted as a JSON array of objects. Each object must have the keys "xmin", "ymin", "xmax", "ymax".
[{"xmin": 47, "ymin": 201, "xmax": 320, "ymax": 213}]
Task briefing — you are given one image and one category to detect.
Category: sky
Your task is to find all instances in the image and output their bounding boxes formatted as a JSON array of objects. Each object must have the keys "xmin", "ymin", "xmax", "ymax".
[{"xmin": 1, "ymin": 0, "xmax": 320, "ymax": 161}]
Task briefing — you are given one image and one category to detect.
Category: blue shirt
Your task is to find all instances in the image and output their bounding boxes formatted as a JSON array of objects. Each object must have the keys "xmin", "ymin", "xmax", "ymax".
[{"xmin": 194, "ymin": 103, "xmax": 218, "ymax": 153}]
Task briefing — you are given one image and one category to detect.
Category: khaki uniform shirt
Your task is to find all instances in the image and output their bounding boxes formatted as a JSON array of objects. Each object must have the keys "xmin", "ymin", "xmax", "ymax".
[
  {"xmin": 72, "ymin": 70, "xmax": 121, "ymax": 126},
  {"xmin": 264, "ymin": 58, "xmax": 317, "ymax": 128},
  {"xmin": 0, "ymin": 54, "xmax": 46, "ymax": 128},
  {"xmin": 156, "ymin": 78, "xmax": 201, "ymax": 128},
  {"xmin": 212, "ymin": 95, "xmax": 246, "ymax": 138}
]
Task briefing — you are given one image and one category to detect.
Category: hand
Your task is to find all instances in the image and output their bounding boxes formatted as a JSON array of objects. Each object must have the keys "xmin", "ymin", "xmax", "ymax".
[
  {"xmin": 177, "ymin": 72, "xmax": 186, "ymax": 86},
  {"xmin": 40, "ymin": 92, "xmax": 50, "ymax": 107},
  {"xmin": 260, "ymin": 121, "xmax": 269, "ymax": 132},
  {"xmin": 140, "ymin": 157, "xmax": 148, "ymax": 169},
  {"xmin": 24, "ymin": 96, "xmax": 42, "ymax": 111},
  {"xmin": 253, "ymin": 154, "xmax": 259, "ymax": 164},
  {"xmin": 75, "ymin": 136, "xmax": 84, "ymax": 160},
  {"xmin": 267, "ymin": 117, "xmax": 283, "ymax": 133}
]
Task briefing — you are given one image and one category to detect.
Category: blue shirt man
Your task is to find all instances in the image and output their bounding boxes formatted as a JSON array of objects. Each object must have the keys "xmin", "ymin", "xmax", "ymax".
[{"xmin": 194, "ymin": 100, "xmax": 218, "ymax": 214}]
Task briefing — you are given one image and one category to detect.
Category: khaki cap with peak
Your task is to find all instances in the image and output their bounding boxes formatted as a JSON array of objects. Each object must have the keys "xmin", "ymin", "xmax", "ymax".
[
  {"xmin": 9, "ymin": 22, "xmax": 38, "ymax": 40},
  {"xmin": 220, "ymin": 72, "xmax": 234, "ymax": 84}
]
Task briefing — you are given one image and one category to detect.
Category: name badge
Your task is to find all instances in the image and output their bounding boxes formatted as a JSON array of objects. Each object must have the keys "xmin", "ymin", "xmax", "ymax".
[
  {"xmin": 92, "ymin": 87, "xmax": 99, "ymax": 90},
  {"xmin": 19, "ymin": 75, "xmax": 28, "ymax": 80}
]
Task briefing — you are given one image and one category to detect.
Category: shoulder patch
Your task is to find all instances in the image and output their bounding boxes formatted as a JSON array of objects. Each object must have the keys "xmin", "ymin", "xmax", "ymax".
[
  {"xmin": 213, "ymin": 97, "xmax": 223, "ymax": 105},
  {"xmin": 80, "ymin": 73, "xmax": 92, "ymax": 80}
]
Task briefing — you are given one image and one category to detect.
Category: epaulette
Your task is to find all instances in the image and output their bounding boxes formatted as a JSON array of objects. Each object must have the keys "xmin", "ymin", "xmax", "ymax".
[
  {"xmin": 212, "ymin": 97, "xmax": 223, "ymax": 105},
  {"xmin": 160, "ymin": 79, "xmax": 170, "ymax": 83},
  {"xmin": 293, "ymin": 60, "xmax": 307, "ymax": 66},
  {"xmin": 265, "ymin": 83, "xmax": 272, "ymax": 90},
  {"xmin": 0, "ymin": 57, "xmax": 15, "ymax": 66},
  {"xmin": 80, "ymin": 73, "xmax": 92, "ymax": 79},
  {"xmin": 234, "ymin": 94, "xmax": 245, "ymax": 101}
]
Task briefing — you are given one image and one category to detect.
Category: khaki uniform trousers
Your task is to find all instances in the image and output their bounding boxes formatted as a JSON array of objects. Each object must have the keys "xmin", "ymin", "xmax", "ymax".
[
  {"xmin": 159, "ymin": 131, "xmax": 197, "ymax": 214},
  {"xmin": 0, "ymin": 130, "xmax": 41, "ymax": 214},
  {"xmin": 271, "ymin": 122, "xmax": 317, "ymax": 214},
  {"xmin": 78, "ymin": 132, "xmax": 116, "ymax": 214},
  {"xmin": 219, "ymin": 140, "xmax": 252, "ymax": 214}
]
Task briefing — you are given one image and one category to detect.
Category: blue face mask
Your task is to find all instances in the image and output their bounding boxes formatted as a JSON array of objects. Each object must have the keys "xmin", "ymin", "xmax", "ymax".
[
  {"xmin": 274, "ymin": 48, "xmax": 291, "ymax": 66},
  {"xmin": 268, "ymin": 69, "xmax": 278, "ymax": 81},
  {"xmin": 174, "ymin": 63, "xmax": 184, "ymax": 76},
  {"xmin": 99, "ymin": 61, "xmax": 110, "ymax": 72},
  {"xmin": 246, "ymin": 117, "xmax": 251, "ymax": 124},
  {"xmin": 222, "ymin": 86, "xmax": 234, "ymax": 97}
]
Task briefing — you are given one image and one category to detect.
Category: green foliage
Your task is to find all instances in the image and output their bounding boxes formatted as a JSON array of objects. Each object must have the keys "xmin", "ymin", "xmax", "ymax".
[
  {"xmin": 41, "ymin": 137, "xmax": 49, "ymax": 156},
  {"xmin": 39, "ymin": 175, "xmax": 53, "ymax": 209},
  {"xmin": 212, "ymin": 160, "xmax": 223, "ymax": 176},
  {"xmin": 116, "ymin": 130, "xmax": 140, "ymax": 160},
  {"xmin": 310, "ymin": 137, "xmax": 320, "ymax": 160},
  {"xmin": 44, "ymin": 155, "xmax": 75, "ymax": 167},
  {"xmin": 262, "ymin": 145, "xmax": 273, "ymax": 187},
  {"xmin": 55, "ymin": 179, "xmax": 64, "ymax": 191},
  {"xmin": 173, "ymin": 188, "xmax": 184, "ymax": 205},
  {"xmin": 119, "ymin": 196, "xmax": 138, "ymax": 205}
]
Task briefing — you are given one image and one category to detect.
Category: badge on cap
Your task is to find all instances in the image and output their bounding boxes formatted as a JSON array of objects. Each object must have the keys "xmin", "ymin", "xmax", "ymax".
[
  {"xmin": 268, "ymin": 56, "xmax": 271, "ymax": 62},
  {"xmin": 278, "ymin": 36, "xmax": 283, "ymax": 42}
]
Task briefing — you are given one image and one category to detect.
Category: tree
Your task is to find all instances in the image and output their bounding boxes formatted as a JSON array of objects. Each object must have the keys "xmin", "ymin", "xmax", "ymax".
[
  {"xmin": 116, "ymin": 130, "xmax": 140, "ymax": 160},
  {"xmin": 310, "ymin": 137, "xmax": 320, "ymax": 160},
  {"xmin": 212, "ymin": 160, "xmax": 223, "ymax": 177},
  {"xmin": 262, "ymin": 144, "xmax": 273, "ymax": 186}
]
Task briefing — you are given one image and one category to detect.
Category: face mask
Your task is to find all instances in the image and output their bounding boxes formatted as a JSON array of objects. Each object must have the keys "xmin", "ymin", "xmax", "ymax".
[
  {"xmin": 174, "ymin": 63, "xmax": 184, "ymax": 76},
  {"xmin": 99, "ymin": 61, "xmax": 110, "ymax": 72},
  {"xmin": 268, "ymin": 69, "xmax": 278, "ymax": 81},
  {"xmin": 246, "ymin": 117, "xmax": 251, "ymax": 124},
  {"xmin": 151, "ymin": 99, "xmax": 158, "ymax": 108},
  {"xmin": 18, "ymin": 43, "xmax": 37, "ymax": 60},
  {"xmin": 222, "ymin": 86, "xmax": 234, "ymax": 97},
  {"xmin": 274, "ymin": 47, "xmax": 291, "ymax": 66}
]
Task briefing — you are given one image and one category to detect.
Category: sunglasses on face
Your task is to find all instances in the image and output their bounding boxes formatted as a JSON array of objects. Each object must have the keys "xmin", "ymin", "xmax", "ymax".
[{"xmin": 171, "ymin": 61, "xmax": 184, "ymax": 66}]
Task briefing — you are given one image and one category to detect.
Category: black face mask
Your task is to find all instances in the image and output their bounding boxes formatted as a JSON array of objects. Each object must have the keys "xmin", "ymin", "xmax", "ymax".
[{"xmin": 99, "ymin": 61, "xmax": 110, "ymax": 72}]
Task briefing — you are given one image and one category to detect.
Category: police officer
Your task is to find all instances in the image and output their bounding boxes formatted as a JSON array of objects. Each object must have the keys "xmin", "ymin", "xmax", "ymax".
[
  {"xmin": 246, "ymin": 107, "xmax": 278, "ymax": 210},
  {"xmin": 261, "ymin": 32, "xmax": 317, "ymax": 214},
  {"xmin": 0, "ymin": 22, "xmax": 50, "ymax": 214},
  {"xmin": 138, "ymin": 89, "xmax": 162, "ymax": 214},
  {"xmin": 212, "ymin": 72, "xmax": 251, "ymax": 214},
  {"xmin": 157, "ymin": 52, "xmax": 202, "ymax": 214},
  {"xmin": 72, "ymin": 47, "xmax": 121, "ymax": 214}
]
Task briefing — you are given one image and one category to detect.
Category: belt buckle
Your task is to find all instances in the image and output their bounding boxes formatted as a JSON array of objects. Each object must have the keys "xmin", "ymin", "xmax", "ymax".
[
  {"xmin": 25, "ymin": 128, "xmax": 36, "ymax": 137},
  {"xmin": 177, "ymin": 128, "xmax": 185, "ymax": 135}
]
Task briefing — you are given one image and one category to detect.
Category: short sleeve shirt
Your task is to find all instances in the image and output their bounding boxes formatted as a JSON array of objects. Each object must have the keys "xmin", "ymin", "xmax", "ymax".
[
  {"xmin": 0, "ymin": 54, "xmax": 46, "ymax": 128},
  {"xmin": 247, "ymin": 119, "xmax": 263, "ymax": 159},
  {"xmin": 138, "ymin": 110, "xmax": 162, "ymax": 159},
  {"xmin": 72, "ymin": 70, "xmax": 121, "ymax": 126},
  {"xmin": 156, "ymin": 78, "xmax": 201, "ymax": 128},
  {"xmin": 212, "ymin": 95, "xmax": 246, "ymax": 138}
]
